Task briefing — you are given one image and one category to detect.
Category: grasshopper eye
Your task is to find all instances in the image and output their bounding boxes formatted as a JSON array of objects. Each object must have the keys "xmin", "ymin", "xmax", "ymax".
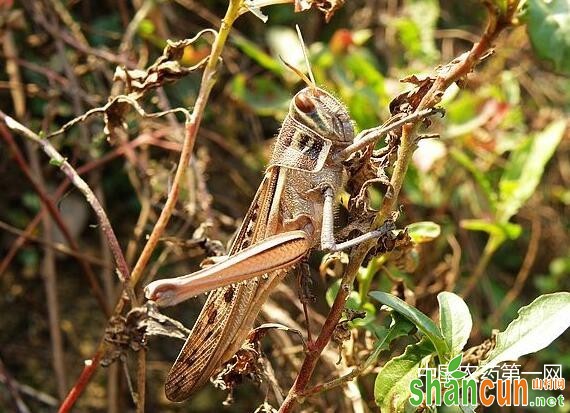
[{"xmin": 295, "ymin": 93, "xmax": 315, "ymax": 113}]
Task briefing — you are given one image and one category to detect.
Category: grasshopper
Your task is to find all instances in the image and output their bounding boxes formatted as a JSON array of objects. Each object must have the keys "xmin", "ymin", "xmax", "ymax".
[{"xmin": 145, "ymin": 50, "xmax": 438, "ymax": 402}]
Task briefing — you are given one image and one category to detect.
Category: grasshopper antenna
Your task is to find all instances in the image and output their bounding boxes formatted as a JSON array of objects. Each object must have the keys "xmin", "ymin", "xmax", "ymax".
[
  {"xmin": 280, "ymin": 56, "xmax": 316, "ymax": 91},
  {"xmin": 280, "ymin": 25, "xmax": 317, "ymax": 92},
  {"xmin": 295, "ymin": 25, "xmax": 316, "ymax": 86}
]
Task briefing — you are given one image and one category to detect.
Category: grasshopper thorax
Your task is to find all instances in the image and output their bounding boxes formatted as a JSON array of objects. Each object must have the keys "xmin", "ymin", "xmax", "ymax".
[{"xmin": 290, "ymin": 87, "xmax": 355, "ymax": 145}]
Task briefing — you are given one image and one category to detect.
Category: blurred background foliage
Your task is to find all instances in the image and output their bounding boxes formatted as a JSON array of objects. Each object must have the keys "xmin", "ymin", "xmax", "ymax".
[{"xmin": 0, "ymin": 0, "xmax": 568, "ymax": 412}]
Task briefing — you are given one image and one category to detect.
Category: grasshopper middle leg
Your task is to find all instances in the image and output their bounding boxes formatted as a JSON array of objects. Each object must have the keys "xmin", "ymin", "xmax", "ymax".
[{"xmin": 320, "ymin": 187, "xmax": 395, "ymax": 252}]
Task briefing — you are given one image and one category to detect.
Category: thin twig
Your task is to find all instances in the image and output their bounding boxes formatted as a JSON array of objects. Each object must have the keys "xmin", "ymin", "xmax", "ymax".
[
  {"xmin": 57, "ymin": 352, "xmax": 103, "ymax": 413},
  {"xmin": 119, "ymin": 0, "xmax": 154, "ymax": 56},
  {"xmin": 136, "ymin": 348, "xmax": 147, "ymax": 413},
  {"xmin": 0, "ymin": 355, "xmax": 32, "ymax": 413},
  {"xmin": 0, "ymin": 112, "xmax": 131, "ymax": 286},
  {"xmin": 2, "ymin": 27, "xmax": 26, "ymax": 119},
  {"xmin": 0, "ymin": 220, "xmax": 109, "ymax": 266},
  {"xmin": 0, "ymin": 125, "xmax": 111, "ymax": 314},
  {"xmin": 0, "ymin": 131, "xmax": 175, "ymax": 280},
  {"xmin": 489, "ymin": 217, "xmax": 541, "ymax": 325},
  {"xmin": 92, "ymin": 175, "xmax": 122, "ymax": 413},
  {"xmin": 26, "ymin": 140, "xmax": 68, "ymax": 400},
  {"xmin": 300, "ymin": 326, "xmax": 393, "ymax": 398}
]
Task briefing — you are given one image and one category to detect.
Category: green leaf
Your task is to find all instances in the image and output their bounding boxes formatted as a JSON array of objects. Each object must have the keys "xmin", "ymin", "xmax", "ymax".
[
  {"xmin": 385, "ymin": 315, "xmax": 417, "ymax": 343},
  {"xmin": 367, "ymin": 315, "xmax": 416, "ymax": 354},
  {"xmin": 326, "ymin": 279, "xmax": 377, "ymax": 327},
  {"xmin": 460, "ymin": 219, "xmax": 522, "ymax": 242},
  {"xmin": 228, "ymin": 74, "xmax": 290, "ymax": 117},
  {"xmin": 496, "ymin": 118, "xmax": 567, "ymax": 222},
  {"xmin": 447, "ymin": 353, "xmax": 462, "ymax": 372},
  {"xmin": 438, "ymin": 292, "xmax": 473, "ymax": 356},
  {"xmin": 232, "ymin": 35, "xmax": 283, "ymax": 76},
  {"xmin": 525, "ymin": 0, "xmax": 570, "ymax": 75},
  {"xmin": 393, "ymin": 0, "xmax": 440, "ymax": 63},
  {"xmin": 370, "ymin": 292, "xmax": 449, "ymax": 361},
  {"xmin": 450, "ymin": 148, "xmax": 496, "ymax": 208},
  {"xmin": 366, "ymin": 316, "xmax": 416, "ymax": 363},
  {"xmin": 326, "ymin": 279, "xmax": 360, "ymax": 310},
  {"xmin": 477, "ymin": 292, "xmax": 570, "ymax": 376},
  {"xmin": 407, "ymin": 221, "xmax": 441, "ymax": 244},
  {"xmin": 450, "ymin": 370, "xmax": 467, "ymax": 379},
  {"xmin": 375, "ymin": 338, "xmax": 435, "ymax": 412},
  {"xmin": 49, "ymin": 158, "xmax": 64, "ymax": 167},
  {"xmin": 493, "ymin": 0, "xmax": 508, "ymax": 14}
]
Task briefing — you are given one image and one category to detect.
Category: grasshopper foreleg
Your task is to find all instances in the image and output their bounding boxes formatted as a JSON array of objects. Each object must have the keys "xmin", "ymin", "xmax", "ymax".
[{"xmin": 334, "ymin": 107, "xmax": 444, "ymax": 162}]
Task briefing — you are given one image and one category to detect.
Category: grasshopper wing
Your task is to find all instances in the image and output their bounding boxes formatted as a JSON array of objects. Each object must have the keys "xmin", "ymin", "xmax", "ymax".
[{"xmin": 164, "ymin": 167, "xmax": 311, "ymax": 401}]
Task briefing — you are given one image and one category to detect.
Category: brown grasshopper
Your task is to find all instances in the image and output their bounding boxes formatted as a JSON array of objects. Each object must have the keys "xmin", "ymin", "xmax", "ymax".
[{"xmin": 145, "ymin": 59, "xmax": 438, "ymax": 402}]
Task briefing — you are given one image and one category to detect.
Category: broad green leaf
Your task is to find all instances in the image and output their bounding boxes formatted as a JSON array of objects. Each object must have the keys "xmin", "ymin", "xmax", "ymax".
[
  {"xmin": 393, "ymin": 0, "xmax": 440, "ymax": 63},
  {"xmin": 370, "ymin": 292, "xmax": 449, "ymax": 360},
  {"xmin": 460, "ymin": 219, "xmax": 522, "ymax": 242},
  {"xmin": 368, "ymin": 315, "xmax": 415, "ymax": 357},
  {"xmin": 497, "ymin": 119, "xmax": 566, "ymax": 222},
  {"xmin": 232, "ymin": 34, "xmax": 283, "ymax": 76},
  {"xmin": 438, "ymin": 292, "xmax": 473, "ymax": 356},
  {"xmin": 450, "ymin": 370, "xmax": 467, "ymax": 379},
  {"xmin": 407, "ymin": 221, "xmax": 441, "ymax": 244},
  {"xmin": 477, "ymin": 292, "xmax": 570, "ymax": 376},
  {"xmin": 228, "ymin": 74, "xmax": 290, "ymax": 117},
  {"xmin": 375, "ymin": 338, "xmax": 435, "ymax": 412},
  {"xmin": 386, "ymin": 315, "xmax": 417, "ymax": 343},
  {"xmin": 447, "ymin": 353, "xmax": 462, "ymax": 372},
  {"xmin": 450, "ymin": 149, "xmax": 496, "ymax": 208},
  {"xmin": 525, "ymin": 0, "xmax": 570, "ymax": 75},
  {"xmin": 266, "ymin": 26, "xmax": 306, "ymax": 77}
]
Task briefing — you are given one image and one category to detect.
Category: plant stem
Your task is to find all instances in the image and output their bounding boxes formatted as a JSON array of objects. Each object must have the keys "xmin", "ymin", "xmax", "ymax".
[
  {"xmin": 460, "ymin": 235, "xmax": 500, "ymax": 298},
  {"xmin": 128, "ymin": 0, "xmax": 242, "ymax": 289},
  {"xmin": 0, "ymin": 125, "xmax": 111, "ymax": 314},
  {"xmin": 301, "ymin": 326, "xmax": 393, "ymax": 397},
  {"xmin": 25, "ymin": 141, "xmax": 68, "ymax": 400},
  {"xmin": 136, "ymin": 349, "xmax": 146, "ymax": 413},
  {"xmin": 0, "ymin": 113, "xmax": 131, "ymax": 286}
]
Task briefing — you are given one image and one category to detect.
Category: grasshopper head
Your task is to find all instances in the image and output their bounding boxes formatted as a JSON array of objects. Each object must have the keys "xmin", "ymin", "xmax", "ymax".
[{"xmin": 290, "ymin": 87, "xmax": 355, "ymax": 145}]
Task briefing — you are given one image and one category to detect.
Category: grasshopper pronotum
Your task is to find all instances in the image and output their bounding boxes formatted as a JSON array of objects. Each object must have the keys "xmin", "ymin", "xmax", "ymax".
[{"xmin": 145, "ymin": 33, "xmax": 439, "ymax": 401}]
